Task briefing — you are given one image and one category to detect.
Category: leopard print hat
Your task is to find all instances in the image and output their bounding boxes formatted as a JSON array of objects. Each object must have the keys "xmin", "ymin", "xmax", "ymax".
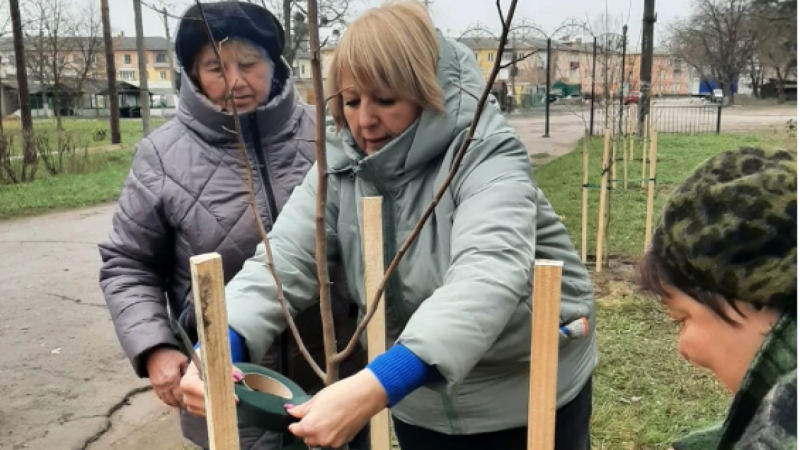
[{"xmin": 650, "ymin": 147, "xmax": 797, "ymax": 311}]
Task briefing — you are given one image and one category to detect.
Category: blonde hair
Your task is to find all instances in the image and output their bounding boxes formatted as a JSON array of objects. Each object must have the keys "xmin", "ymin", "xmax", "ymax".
[{"xmin": 326, "ymin": 1, "xmax": 445, "ymax": 130}]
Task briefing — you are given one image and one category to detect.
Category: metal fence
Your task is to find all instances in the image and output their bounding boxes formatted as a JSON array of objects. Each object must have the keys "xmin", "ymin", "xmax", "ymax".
[{"xmin": 590, "ymin": 104, "xmax": 723, "ymax": 136}]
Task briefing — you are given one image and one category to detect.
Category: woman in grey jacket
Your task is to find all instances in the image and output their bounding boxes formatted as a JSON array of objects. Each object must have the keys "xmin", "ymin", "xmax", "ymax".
[
  {"xmin": 97, "ymin": 2, "xmax": 364, "ymax": 449},
  {"xmin": 181, "ymin": 2, "xmax": 597, "ymax": 449}
]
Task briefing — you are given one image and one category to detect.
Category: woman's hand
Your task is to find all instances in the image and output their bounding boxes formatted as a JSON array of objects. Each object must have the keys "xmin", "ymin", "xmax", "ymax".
[
  {"xmin": 286, "ymin": 369, "xmax": 388, "ymax": 448},
  {"xmin": 179, "ymin": 360, "xmax": 243, "ymax": 416},
  {"xmin": 146, "ymin": 347, "xmax": 189, "ymax": 408}
]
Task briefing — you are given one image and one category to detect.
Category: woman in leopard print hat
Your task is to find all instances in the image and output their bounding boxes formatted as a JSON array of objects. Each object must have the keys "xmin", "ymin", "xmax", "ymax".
[{"xmin": 637, "ymin": 146, "xmax": 796, "ymax": 450}]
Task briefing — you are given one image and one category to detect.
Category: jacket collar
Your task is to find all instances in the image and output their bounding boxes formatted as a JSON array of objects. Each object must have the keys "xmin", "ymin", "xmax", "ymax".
[{"xmin": 326, "ymin": 29, "xmax": 485, "ymax": 187}]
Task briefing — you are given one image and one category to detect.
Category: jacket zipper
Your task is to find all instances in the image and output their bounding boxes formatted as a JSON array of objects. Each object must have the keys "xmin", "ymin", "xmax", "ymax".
[
  {"xmin": 246, "ymin": 114, "xmax": 287, "ymax": 375},
  {"xmin": 363, "ymin": 164, "xmax": 409, "ymax": 327},
  {"xmin": 249, "ymin": 115, "xmax": 279, "ymax": 222}
]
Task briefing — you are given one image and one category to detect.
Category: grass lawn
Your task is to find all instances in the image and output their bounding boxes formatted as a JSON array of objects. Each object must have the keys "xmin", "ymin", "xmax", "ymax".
[
  {"xmin": 2, "ymin": 116, "xmax": 168, "ymax": 155},
  {"xmin": 0, "ymin": 148, "xmax": 135, "ymax": 219},
  {"xmin": 534, "ymin": 129, "xmax": 796, "ymax": 449},
  {"xmin": 0, "ymin": 117, "xmax": 167, "ymax": 220},
  {"xmin": 537, "ymin": 130, "xmax": 797, "ymax": 260}
]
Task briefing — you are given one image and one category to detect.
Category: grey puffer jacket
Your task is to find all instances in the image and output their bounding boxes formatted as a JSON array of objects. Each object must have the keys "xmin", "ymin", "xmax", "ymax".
[{"xmin": 98, "ymin": 67, "xmax": 363, "ymax": 387}]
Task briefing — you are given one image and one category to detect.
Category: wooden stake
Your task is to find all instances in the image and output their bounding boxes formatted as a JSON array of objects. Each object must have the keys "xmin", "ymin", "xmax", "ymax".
[
  {"xmin": 640, "ymin": 114, "xmax": 649, "ymax": 188},
  {"xmin": 623, "ymin": 136, "xmax": 628, "ymax": 190},
  {"xmin": 190, "ymin": 253, "xmax": 240, "ymax": 450},
  {"xmin": 527, "ymin": 259, "xmax": 563, "ymax": 450},
  {"xmin": 629, "ymin": 104, "xmax": 637, "ymax": 162},
  {"xmin": 595, "ymin": 129, "xmax": 611, "ymax": 273},
  {"xmin": 611, "ymin": 133, "xmax": 617, "ymax": 190},
  {"xmin": 644, "ymin": 131, "xmax": 659, "ymax": 252},
  {"xmin": 361, "ymin": 197, "xmax": 391, "ymax": 450},
  {"xmin": 580, "ymin": 130, "xmax": 589, "ymax": 264}
]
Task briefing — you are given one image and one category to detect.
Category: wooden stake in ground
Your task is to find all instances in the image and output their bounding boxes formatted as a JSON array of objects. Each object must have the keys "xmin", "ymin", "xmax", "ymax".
[
  {"xmin": 611, "ymin": 127, "xmax": 617, "ymax": 191},
  {"xmin": 644, "ymin": 131, "xmax": 659, "ymax": 251},
  {"xmin": 580, "ymin": 129, "xmax": 589, "ymax": 264},
  {"xmin": 361, "ymin": 197, "xmax": 392, "ymax": 450},
  {"xmin": 623, "ymin": 107, "xmax": 629, "ymax": 190},
  {"xmin": 640, "ymin": 113, "xmax": 649, "ymax": 188},
  {"xmin": 595, "ymin": 129, "xmax": 611, "ymax": 273},
  {"xmin": 527, "ymin": 259, "xmax": 563, "ymax": 450},
  {"xmin": 190, "ymin": 253, "xmax": 239, "ymax": 450}
]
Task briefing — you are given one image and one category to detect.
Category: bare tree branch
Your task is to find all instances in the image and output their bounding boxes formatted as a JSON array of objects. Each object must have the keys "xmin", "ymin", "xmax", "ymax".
[{"xmin": 306, "ymin": 0, "xmax": 338, "ymax": 386}]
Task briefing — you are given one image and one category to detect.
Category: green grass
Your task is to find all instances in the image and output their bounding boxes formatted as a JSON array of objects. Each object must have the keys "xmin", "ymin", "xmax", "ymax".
[
  {"xmin": 0, "ymin": 117, "xmax": 168, "ymax": 219},
  {"xmin": 536, "ymin": 130, "xmax": 797, "ymax": 260},
  {"xmin": 534, "ymin": 129, "xmax": 796, "ymax": 449},
  {"xmin": 0, "ymin": 148, "xmax": 134, "ymax": 219},
  {"xmin": 2, "ymin": 117, "xmax": 168, "ymax": 155}
]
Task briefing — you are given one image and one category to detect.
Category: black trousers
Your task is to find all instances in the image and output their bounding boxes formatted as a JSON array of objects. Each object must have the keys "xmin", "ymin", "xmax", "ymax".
[{"xmin": 392, "ymin": 377, "xmax": 592, "ymax": 450}]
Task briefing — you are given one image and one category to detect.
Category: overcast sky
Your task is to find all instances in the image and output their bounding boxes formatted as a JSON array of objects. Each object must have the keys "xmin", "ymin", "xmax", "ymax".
[{"xmin": 105, "ymin": 0, "xmax": 691, "ymax": 50}]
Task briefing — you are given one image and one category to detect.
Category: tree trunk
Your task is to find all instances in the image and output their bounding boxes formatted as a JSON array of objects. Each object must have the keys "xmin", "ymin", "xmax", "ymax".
[
  {"xmin": 283, "ymin": 0, "xmax": 293, "ymax": 67},
  {"xmin": 54, "ymin": 91, "xmax": 62, "ymax": 129},
  {"xmin": 9, "ymin": 0, "xmax": 35, "ymax": 182},
  {"xmin": 748, "ymin": 61, "xmax": 760, "ymax": 98},
  {"xmin": 722, "ymin": 79, "xmax": 734, "ymax": 106},
  {"xmin": 52, "ymin": 61, "xmax": 63, "ymax": 130},
  {"xmin": 100, "ymin": 0, "xmax": 120, "ymax": 143},
  {"xmin": 775, "ymin": 67, "xmax": 787, "ymax": 104},
  {"xmin": 133, "ymin": 0, "xmax": 150, "ymax": 136},
  {"xmin": 163, "ymin": 8, "xmax": 176, "ymax": 97}
]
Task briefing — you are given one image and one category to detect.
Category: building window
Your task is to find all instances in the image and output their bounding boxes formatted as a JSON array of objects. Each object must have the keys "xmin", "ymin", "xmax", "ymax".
[
  {"xmin": 159, "ymin": 71, "xmax": 167, "ymax": 80},
  {"xmin": 156, "ymin": 52, "xmax": 168, "ymax": 63},
  {"xmin": 124, "ymin": 54, "xmax": 131, "ymax": 64},
  {"xmin": 119, "ymin": 70, "xmax": 135, "ymax": 80},
  {"xmin": 487, "ymin": 52, "xmax": 494, "ymax": 62}
]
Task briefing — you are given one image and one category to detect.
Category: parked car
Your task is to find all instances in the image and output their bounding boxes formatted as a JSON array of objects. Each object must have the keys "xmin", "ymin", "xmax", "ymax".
[{"xmin": 624, "ymin": 91, "xmax": 640, "ymax": 105}]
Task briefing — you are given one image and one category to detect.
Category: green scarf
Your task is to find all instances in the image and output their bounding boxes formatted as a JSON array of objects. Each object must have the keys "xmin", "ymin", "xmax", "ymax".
[{"xmin": 674, "ymin": 314, "xmax": 797, "ymax": 450}]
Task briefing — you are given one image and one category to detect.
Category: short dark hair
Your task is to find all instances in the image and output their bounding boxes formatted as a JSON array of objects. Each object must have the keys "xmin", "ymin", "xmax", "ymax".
[
  {"xmin": 637, "ymin": 147, "xmax": 796, "ymax": 326},
  {"xmin": 635, "ymin": 250, "xmax": 758, "ymax": 326}
]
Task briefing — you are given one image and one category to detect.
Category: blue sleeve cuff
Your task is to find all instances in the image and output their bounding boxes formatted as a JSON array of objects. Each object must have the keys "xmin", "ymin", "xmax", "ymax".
[
  {"xmin": 366, "ymin": 344, "xmax": 442, "ymax": 407},
  {"xmin": 194, "ymin": 327, "xmax": 248, "ymax": 363}
]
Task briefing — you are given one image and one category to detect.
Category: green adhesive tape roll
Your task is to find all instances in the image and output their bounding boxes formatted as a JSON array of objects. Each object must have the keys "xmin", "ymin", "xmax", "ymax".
[
  {"xmin": 232, "ymin": 362, "xmax": 366, "ymax": 450},
  {"xmin": 233, "ymin": 362, "xmax": 313, "ymax": 432}
]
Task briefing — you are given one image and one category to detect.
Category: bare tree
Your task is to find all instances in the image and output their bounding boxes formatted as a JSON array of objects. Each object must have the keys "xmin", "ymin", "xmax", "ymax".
[
  {"xmin": 100, "ymin": 0, "xmax": 120, "ymax": 143},
  {"xmin": 0, "ymin": 0, "xmax": 12, "ymax": 134},
  {"xmin": 23, "ymin": 0, "xmax": 83, "ymax": 129},
  {"xmin": 751, "ymin": 1, "xmax": 797, "ymax": 102},
  {"xmin": 9, "ymin": 0, "xmax": 36, "ymax": 181},
  {"xmin": 133, "ymin": 0, "xmax": 151, "ymax": 136},
  {"xmin": 242, "ymin": 0, "xmax": 353, "ymax": 67},
  {"xmin": 70, "ymin": 1, "xmax": 104, "ymax": 112},
  {"xmin": 667, "ymin": 0, "xmax": 757, "ymax": 105},
  {"xmin": 141, "ymin": 1, "xmax": 179, "ymax": 95}
]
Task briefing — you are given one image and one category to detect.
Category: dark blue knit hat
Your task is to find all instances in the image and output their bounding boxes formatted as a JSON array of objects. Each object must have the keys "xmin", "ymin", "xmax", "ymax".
[{"xmin": 175, "ymin": 1, "xmax": 285, "ymax": 72}]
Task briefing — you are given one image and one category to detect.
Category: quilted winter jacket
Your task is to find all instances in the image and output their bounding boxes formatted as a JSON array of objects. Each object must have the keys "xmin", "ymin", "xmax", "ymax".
[
  {"xmin": 223, "ymin": 31, "xmax": 598, "ymax": 435},
  {"xmin": 98, "ymin": 66, "xmax": 362, "ymax": 387}
]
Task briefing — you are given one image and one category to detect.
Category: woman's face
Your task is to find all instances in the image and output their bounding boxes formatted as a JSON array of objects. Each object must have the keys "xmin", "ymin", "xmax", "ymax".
[
  {"xmin": 194, "ymin": 41, "xmax": 272, "ymax": 113},
  {"xmin": 661, "ymin": 286, "xmax": 779, "ymax": 393},
  {"xmin": 339, "ymin": 70, "xmax": 422, "ymax": 155}
]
